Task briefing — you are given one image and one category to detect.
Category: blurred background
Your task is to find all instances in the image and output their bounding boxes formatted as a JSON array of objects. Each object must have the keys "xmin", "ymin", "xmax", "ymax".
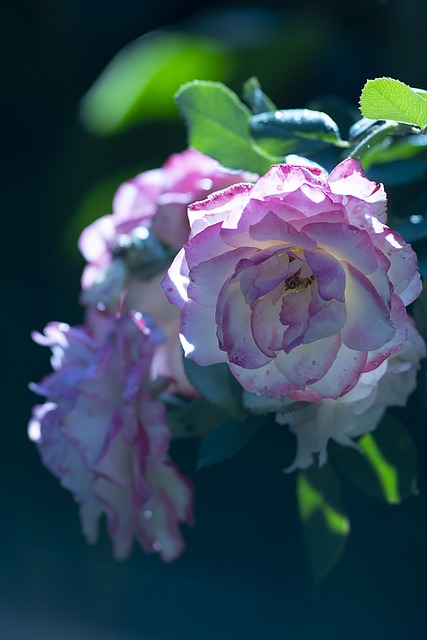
[{"xmin": 3, "ymin": 0, "xmax": 427, "ymax": 638}]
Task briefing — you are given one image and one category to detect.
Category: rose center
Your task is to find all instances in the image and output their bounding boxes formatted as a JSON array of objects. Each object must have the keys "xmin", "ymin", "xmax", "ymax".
[{"xmin": 284, "ymin": 269, "xmax": 315, "ymax": 291}]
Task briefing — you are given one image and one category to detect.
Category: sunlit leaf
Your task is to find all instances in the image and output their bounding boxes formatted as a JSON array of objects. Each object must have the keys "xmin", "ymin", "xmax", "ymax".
[
  {"xmin": 175, "ymin": 80, "xmax": 274, "ymax": 173},
  {"xmin": 360, "ymin": 77, "xmax": 427, "ymax": 130},
  {"xmin": 332, "ymin": 413, "xmax": 418, "ymax": 504},
  {"xmin": 297, "ymin": 464, "xmax": 350, "ymax": 584},
  {"xmin": 197, "ymin": 415, "xmax": 264, "ymax": 470},
  {"xmin": 80, "ymin": 32, "xmax": 230, "ymax": 135}
]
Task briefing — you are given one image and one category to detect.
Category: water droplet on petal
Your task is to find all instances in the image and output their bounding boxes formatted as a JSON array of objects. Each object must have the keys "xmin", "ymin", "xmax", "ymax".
[
  {"xmin": 152, "ymin": 540, "xmax": 162, "ymax": 552},
  {"xmin": 143, "ymin": 509, "xmax": 153, "ymax": 520},
  {"xmin": 199, "ymin": 178, "xmax": 213, "ymax": 191}
]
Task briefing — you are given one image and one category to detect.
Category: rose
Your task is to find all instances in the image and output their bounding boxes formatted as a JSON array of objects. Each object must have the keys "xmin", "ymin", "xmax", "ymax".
[
  {"xmin": 28, "ymin": 311, "xmax": 194, "ymax": 561},
  {"xmin": 78, "ymin": 148, "xmax": 256, "ymax": 292},
  {"xmin": 163, "ymin": 158, "xmax": 421, "ymax": 401},
  {"xmin": 78, "ymin": 149, "xmax": 255, "ymax": 397},
  {"xmin": 278, "ymin": 322, "xmax": 425, "ymax": 471}
]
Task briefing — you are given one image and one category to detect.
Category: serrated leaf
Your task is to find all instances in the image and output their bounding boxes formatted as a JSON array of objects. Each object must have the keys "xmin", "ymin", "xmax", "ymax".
[
  {"xmin": 332, "ymin": 413, "xmax": 418, "ymax": 504},
  {"xmin": 182, "ymin": 358, "xmax": 246, "ymax": 420},
  {"xmin": 251, "ymin": 108, "xmax": 346, "ymax": 148},
  {"xmin": 360, "ymin": 77, "xmax": 427, "ymax": 130},
  {"xmin": 175, "ymin": 80, "xmax": 274, "ymax": 173},
  {"xmin": 165, "ymin": 395, "xmax": 230, "ymax": 441},
  {"xmin": 80, "ymin": 32, "xmax": 229, "ymax": 135},
  {"xmin": 242, "ymin": 76, "xmax": 277, "ymax": 114},
  {"xmin": 197, "ymin": 416, "xmax": 264, "ymax": 470},
  {"xmin": 297, "ymin": 464, "xmax": 350, "ymax": 584}
]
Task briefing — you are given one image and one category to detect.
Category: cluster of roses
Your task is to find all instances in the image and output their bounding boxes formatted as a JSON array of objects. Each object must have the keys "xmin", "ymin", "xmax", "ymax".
[{"xmin": 29, "ymin": 149, "xmax": 425, "ymax": 561}]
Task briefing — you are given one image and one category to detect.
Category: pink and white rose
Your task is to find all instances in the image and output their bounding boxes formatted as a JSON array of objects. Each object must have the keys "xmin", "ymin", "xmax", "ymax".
[
  {"xmin": 163, "ymin": 158, "xmax": 421, "ymax": 401},
  {"xmin": 78, "ymin": 149, "xmax": 254, "ymax": 397},
  {"xmin": 78, "ymin": 148, "xmax": 256, "ymax": 291},
  {"xmin": 28, "ymin": 311, "xmax": 194, "ymax": 561},
  {"xmin": 280, "ymin": 322, "xmax": 425, "ymax": 471}
]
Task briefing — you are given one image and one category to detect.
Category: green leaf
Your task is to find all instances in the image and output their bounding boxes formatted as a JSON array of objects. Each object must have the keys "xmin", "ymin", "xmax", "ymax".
[
  {"xmin": 250, "ymin": 109, "xmax": 347, "ymax": 148},
  {"xmin": 360, "ymin": 77, "xmax": 427, "ymax": 130},
  {"xmin": 242, "ymin": 76, "xmax": 277, "ymax": 114},
  {"xmin": 297, "ymin": 464, "xmax": 350, "ymax": 584},
  {"xmin": 242, "ymin": 389, "xmax": 309, "ymax": 415},
  {"xmin": 175, "ymin": 80, "xmax": 274, "ymax": 173},
  {"xmin": 80, "ymin": 32, "xmax": 230, "ymax": 135},
  {"xmin": 197, "ymin": 415, "xmax": 264, "ymax": 470},
  {"xmin": 182, "ymin": 358, "xmax": 246, "ymax": 420},
  {"xmin": 164, "ymin": 396, "xmax": 229, "ymax": 441},
  {"xmin": 332, "ymin": 413, "xmax": 418, "ymax": 504}
]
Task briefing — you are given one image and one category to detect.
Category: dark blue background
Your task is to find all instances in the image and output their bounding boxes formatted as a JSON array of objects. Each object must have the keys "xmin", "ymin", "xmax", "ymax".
[{"xmin": 3, "ymin": 1, "xmax": 427, "ymax": 638}]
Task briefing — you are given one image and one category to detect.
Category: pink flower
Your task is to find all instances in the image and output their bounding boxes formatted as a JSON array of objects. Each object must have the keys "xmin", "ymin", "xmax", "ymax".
[
  {"xmin": 280, "ymin": 322, "xmax": 425, "ymax": 471},
  {"xmin": 78, "ymin": 150, "xmax": 254, "ymax": 397},
  {"xmin": 78, "ymin": 149, "xmax": 256, "ymax": 291},
  {"xmin": 163, "ymin": 158, "xmax": 422, "ymax": 401},
  {"xmin": 28, "ymin": 311, "xmax": 194, "ymax": 561}
]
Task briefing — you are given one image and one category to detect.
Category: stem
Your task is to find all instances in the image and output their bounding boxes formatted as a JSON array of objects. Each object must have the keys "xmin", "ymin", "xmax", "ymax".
[{"xmin": 348, "ymin": 121, "xmax": 414, "ymax": 165}]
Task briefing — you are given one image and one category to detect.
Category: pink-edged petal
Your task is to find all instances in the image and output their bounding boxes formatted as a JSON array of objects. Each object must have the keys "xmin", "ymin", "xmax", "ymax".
[
  {"xmin": 275, "ymin": 332, "xmax": 342, "ymax": 387},
  {"xmin": 304, "ymin": 249, "xmax": 345, "ymax": 302},
  {"xmin": 280, "ymin": 289, "xmax": 311, "ymax": 352},
  {"xmin": 188, "ymin": 246, "xmax": 254, "ymax": 307},
  {"xmin": 302, "ymin": 222, "xmax": 378, "ymax": 275},
  {"xmin": 251, "ymin": 292, "xmax": 286, "ymax": 357},
  {"xmin": 217, "ymin": 286, "xmax": 271, "ymax": 369},
  {"xmin": 78, "ymin": 215, "xmax": 116, "ymax": 264},
  {"xmin": 328, "ymin": 158, "xmax": 387, "ymax": 222},
  {"xmin": 247, "ymin": 210, "xmax": 317, "ymax": 250},
  {"xmin": 180, "ymin": 299, "xmax": 227, "ymax": 365},
  {"xmin": 306, "ymin": 344, "xmax": 368, "ymax": 399},
  {"xmin": 375, "ymin": 228, "xmax": 422, "ymax": 305},
  {"xmin": 363, "ymin": 293, "xmax": 408, "ymax": 371},
  {"xmin": 250, "ymin": 163, "xmax": 327, "ymax": 201},
  {"xmin": 188, "ymin": 183, "xmax": 252, "ymax": 236},
  {"xmin": 304, "ymin": 296, "xmax": 346, "ymax": 343},
  {"xmin": 161, "ymin": 250, "xmax": 189, "ymax": 309},
  {"xmin": 342, "ymin": 262, "xmax": 395, "ymax": 351}
]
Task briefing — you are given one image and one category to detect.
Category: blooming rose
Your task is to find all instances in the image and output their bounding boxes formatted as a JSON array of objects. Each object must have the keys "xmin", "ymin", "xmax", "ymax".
[
  {"xmin": 28, "ymin": 311, "xmax": 194, "ymax": 561},
  {"xmin": 278, "ymin": 322, "xmax": 425, "ymax": 471},
  {"xmin": 78, "ymin": 149, "xmax": 254, "ymax": 397},
  {"xmin": 163, "ymin": 158, "xmax": 421, "ymax": 401},
  {"xmin": 78, "ymin": 148, "xmax": 256, "ymax": 291}
]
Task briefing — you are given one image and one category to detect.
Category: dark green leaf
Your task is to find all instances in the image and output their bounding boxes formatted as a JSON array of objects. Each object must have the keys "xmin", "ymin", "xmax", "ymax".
[
  {"xmin": 242, "ymin": 76, "xmax": 277, "ymax": 114},
  {"xmin": 183, "ymin": 358, "xmax": 246, "ymax": 420},
  {"xmin": 197, "ymin": 415, "xmax": 264, "ymax": 470},
  {"xmin": 243, "ymin": 389, "xmax": 309, "ymax": 415},
  {"xmin": 297, "ymin": 464, "xmax": 350, "ymax": 584},
  {"xmin": 360, "ymin": 77, "xmax": 427, "ymax": 130},
  {"xmin": 250, "ymin": 108, "xmax": 347, "ymax": 157},
  {"xmin": 165, "ymin": 396, "xmax": 230, "ymax": 441},
  {"xmin": 332, "ymin": 413, "xmax": 418, "ymax": 504},
  {"xmin": 175, "ymin": 80, "xmax": 274, "ymax": 173},
  {"xmin": 79, "ymin": 32, "xmax": 229, "ymax": 135}
]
